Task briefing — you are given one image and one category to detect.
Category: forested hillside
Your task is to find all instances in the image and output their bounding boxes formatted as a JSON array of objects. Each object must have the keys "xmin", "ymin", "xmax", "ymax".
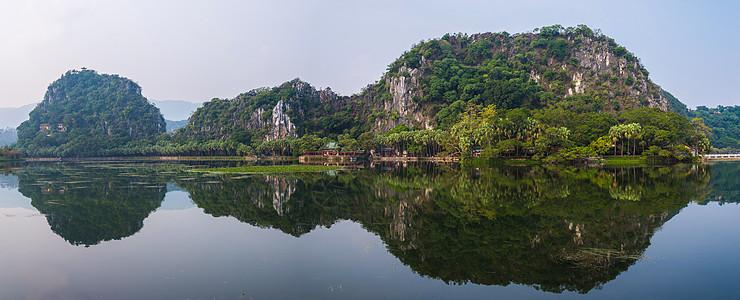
[
  {"xmin": 15, "ymin": 69, "xmax": 166, "ymax": 157},
  {"xmin": 662, "ymin": 90, "xmax": 740, "ymax": 152},
  {"xmin": 13, "ymin": 25, "xmax": 712, "ymax": 160},
  {"xmin": 180, "ymin": 79, "xmax": 349, "ymax": 142},
  {"xmin": 154, "ymin": 25, "xmax": 697, "ymax": 160},
  {"xmin": 355, "ymin": 25, "xmax": 667, "ymax": 132},
  {"xmin": 687, "ymin": 106, "xmax": 740, "ymax": 152},
  {"xmin": 178, "ymin": 25, "xmax": 669, "ymax": 143}
]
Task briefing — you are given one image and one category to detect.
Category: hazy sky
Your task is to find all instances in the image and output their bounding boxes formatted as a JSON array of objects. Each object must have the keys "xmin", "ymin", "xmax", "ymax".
[{"xmin": 0, "ymin": 0, "xmax": 737, "ymax": 109}]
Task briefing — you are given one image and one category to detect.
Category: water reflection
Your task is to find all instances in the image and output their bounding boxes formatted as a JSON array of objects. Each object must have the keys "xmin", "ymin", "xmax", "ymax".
[
  {"xmin": 15, "ymin": 163, "xmax": 168, "ymax": 246},
  {"xmin": 8, "ymin": 161, "xmax": 714, "ymax": 293},
  {"xmin": 366, "ymin": 165, "xmax": 709, "ymax": 293},
  {"xmin": 177, "ymin": 163, "xmax": 710, "ymax": 293},
  {"xmin": 698, "ymin": 162, "xmax": 740, "ymax": 205}
]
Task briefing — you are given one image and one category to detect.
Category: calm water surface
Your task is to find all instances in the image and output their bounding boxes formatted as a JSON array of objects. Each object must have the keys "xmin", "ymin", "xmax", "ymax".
[{"xmin": 0, "ymin": 161, "xmax": 738, "ymax": 299}]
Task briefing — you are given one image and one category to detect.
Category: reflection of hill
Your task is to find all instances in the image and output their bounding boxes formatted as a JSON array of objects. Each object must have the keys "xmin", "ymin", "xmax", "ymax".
[
  {"xmin": 181, "ymin": 174, "xmax": 362, "ymax": 236},
  {"xmin": 16, "ymin": 164, "xmax": 167, "ymax": 246},
  {"xmin": 0, "ymin": 162, "xmax": 22, "ymax": 175},
  {"xmin": 180, "ymin": 163, "xmax": 709, "ymax": 293},
  {"xmin": 374, "ymin": 166, "xmax": 709, "ymax": 293},
  {"xmin": 699, "ymin": 162, "xmax": 740, "ymax": 205}
]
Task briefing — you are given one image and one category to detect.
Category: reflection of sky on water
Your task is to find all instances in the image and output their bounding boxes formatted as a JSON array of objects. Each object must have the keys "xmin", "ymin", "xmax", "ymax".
[
  {"xmin": 1, "ymin": 162, "xmax": 739, "ymax": 299},
  {"xmin": 590, "ymin": 202, "xmax": 740, "ymax": 299},
  {"xmin": 0, "ymin": 174, "xmax": 18, "ymax": 189},
  {"xmin": 3, "ymin": 197, "xmax": 739, "ymax": 299},
  {"xmin": 157, "ymin": 183, "xmax": 195, "ymax": 211},
  {"xmin": 0, "ymin": 174, "xmax": 35, "ymax": 210}
]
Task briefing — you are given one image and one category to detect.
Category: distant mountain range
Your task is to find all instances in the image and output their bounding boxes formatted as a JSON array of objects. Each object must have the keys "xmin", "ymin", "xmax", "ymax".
[
  {"xmin": 0, "ymin": 104, "xmax": 34, "ymax": 146},
  {"xmin": 150, "ymin": 100, "xmax": 202, "ymax": 121},
  {"xmin": 0, "ymin": 103, "xmax": 36, "ymax": 129}
]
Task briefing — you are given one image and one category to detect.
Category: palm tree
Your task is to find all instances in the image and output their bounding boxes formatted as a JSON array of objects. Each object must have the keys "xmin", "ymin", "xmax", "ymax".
[
  {"xmin": 608, "ymin": 125, "xmax": 622, "ymax": 156},
  {"xmin": 625, "ymin": 125, "xmax": 633, "ymax": 155},
  {"xmin": 630, "ymin": 123, "xmax": 642, "ymax": 155}
]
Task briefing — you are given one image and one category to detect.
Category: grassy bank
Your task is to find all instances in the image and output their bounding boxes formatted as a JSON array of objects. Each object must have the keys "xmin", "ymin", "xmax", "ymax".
[
  {"xmin": 463, "ymin": 157, "xmax": 542, "ymax": 167},
  {"xmin": 192, "ymin": 165, "xmax": 344, "ymax": 174},
  {"xmin": 603, "ymin": 156, "xmax": 649, "ymax": 167}
]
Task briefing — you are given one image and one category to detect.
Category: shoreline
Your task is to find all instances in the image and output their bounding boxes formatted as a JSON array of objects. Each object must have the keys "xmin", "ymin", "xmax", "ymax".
[{"xmin": 18, "ymin": 154, "xmax": 734, "ymax": 166}]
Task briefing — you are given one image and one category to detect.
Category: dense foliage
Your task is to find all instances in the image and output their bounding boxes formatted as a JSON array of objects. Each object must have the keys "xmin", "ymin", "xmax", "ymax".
[
  {"xmin": 444, "ymin": 105, "xmax": 706, "ymax": 163},
  {"xmin": 85, "ymin": 104, "xmax": 706, "ymax": 164},
  {"xmin": 15, "ymin": 69, "xmax": 166, "ymax": 157},
  {"xmin": 152, "ymin": 25, "xmax": 678, "ymax": 160},
  {"xmin": 13, "ymin": 26, "xmax": 714, "ymax": 160},
  {"xmin": 0, "ymin": 145, "xmax": 22, "ymax": 160},
  {"xmin": 663, "ymin": 90, "xmax": 740, "ymax": 153},
  {"xmin": 165, "ymin": 119, "xmax": 188, "ymax": 132},
  {"xmin": 180, "ymin": 79, "xmax": 352, "ymax": 141},
  {"xmin": 663, "ymin": 91, "xmax": 740, "ymax": 153},
  {"xmin": 367, "ymin": 24, "xmax": 664, "ymax": 131},
  {"xmin": 687, "ymin": 106, "xmax": 740, "ymax": 152}
]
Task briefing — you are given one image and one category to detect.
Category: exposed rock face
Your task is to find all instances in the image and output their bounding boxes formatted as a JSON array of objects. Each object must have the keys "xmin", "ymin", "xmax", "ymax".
[
  {"xmin": 243, "ymin": 176, "xmax": 298, "ymax": 217},
  {"xmin": 266, "ymin": 100, "xmax": 296, "ymax": 141},
  {"xmin": 362, "ymin": 28, "xmax": 671, "ymax": 133},
  {"xmin": 265, "ymin": 176, "xmax": 298, "ymax": 217},
  {"xmin": 376, "ymin": 66, "xmax": 434, "ymax": 131},
  {"xmin": 569, "ymin": 71, "xmax": 584, "ymax": 95},
  {"xmin": 249, "ymin": 107, "xmax": 267, "ymax": 130},
  {"xmin": 386, "ymin": 66, "xmax": 418, "ymax": 116},
  {"xmin": 185, "ymin": 26, "xmax": 675, "ymax": 139},
  {"xmin": 567, "ymin": 36, "xmax": 668, "ymax": 110},
  {"xmin": 319, "ymin": 87, "xmax": 344, "ymax": 112},
  {"xmin": 183, "ymin": 79, "xmax": 347, "ymax": 141}
]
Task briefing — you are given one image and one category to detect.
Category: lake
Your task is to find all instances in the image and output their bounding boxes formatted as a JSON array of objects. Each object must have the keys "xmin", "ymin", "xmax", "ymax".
[{"xmin": 0, "ymin": 160, "xmax": 738, "ymax": 299}]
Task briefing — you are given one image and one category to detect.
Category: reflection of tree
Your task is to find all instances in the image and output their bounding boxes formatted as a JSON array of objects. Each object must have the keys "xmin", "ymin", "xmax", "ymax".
[
  {"xmin": 16, "ymin": 164, "xmax": 166, "ymax": 246},
  {"xmin": 371, "ymin": 165, "xmax": 708, "ymax": 293},
  {"xmin": 698, "ymin": 162, "xmax": 740, "ymax": 205},
  {"xmin": 0, "ymin": 161, "xmax": 21, "ymax": 175},
  {"xmin": 180, "ymin": 162, "xmax": 710, "ymax": 293},
  {"xmin": 181, "ymin": 173, "xmax": 365, "ymax": 236}
]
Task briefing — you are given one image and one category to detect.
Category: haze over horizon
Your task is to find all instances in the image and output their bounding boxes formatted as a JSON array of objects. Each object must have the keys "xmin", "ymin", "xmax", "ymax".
[{"xmin": 1, "ymin": 0, "xmax": 737, "ymax": 109}]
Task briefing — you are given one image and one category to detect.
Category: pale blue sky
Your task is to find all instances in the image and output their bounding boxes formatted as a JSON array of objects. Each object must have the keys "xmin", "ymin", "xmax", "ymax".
[{"xmin": 0, "ymin": 0, "xmax": 737, "ymax": 108}]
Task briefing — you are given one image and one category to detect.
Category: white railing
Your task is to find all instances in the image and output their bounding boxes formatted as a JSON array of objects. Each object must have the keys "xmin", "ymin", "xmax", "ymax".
[{"xmin": 704, "ymin": 154, "xmax": 740, "ymax": 160}]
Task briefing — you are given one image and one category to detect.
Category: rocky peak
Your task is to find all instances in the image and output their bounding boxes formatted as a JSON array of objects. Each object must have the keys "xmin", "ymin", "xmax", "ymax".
[{"xmin": 563, "ymin": 36, "xmax": 668, "ymax": 110}]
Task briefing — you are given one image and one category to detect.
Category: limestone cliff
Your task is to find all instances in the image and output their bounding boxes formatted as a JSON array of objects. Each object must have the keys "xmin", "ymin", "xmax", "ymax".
[
  {"xmin": 181, "ymin": 79, "xmax": 347, "ymax": 141},
  {"xmin": 183, "ymin": 25, "xmax": 677, "ymax": 141},
  {"xmin": 359, "ymin": 25, "xmax": 669, "ymax": 132},
  {"xmin": 266, "ymin": 100, "xmax": 296, "ymax": 141}
]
